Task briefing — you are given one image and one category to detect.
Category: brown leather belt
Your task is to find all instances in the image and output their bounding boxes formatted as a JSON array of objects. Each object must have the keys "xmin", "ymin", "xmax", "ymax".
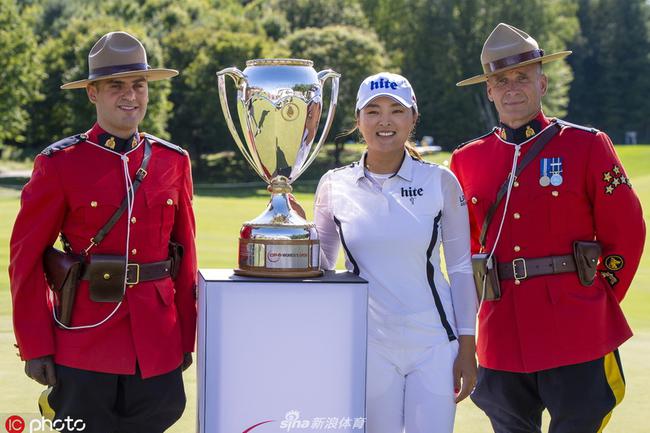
[
  {"xmin": 82, "ymin": 259, "xmax": 172, "ymax": 285},
  {"xmin": 497, "ymin": 254, "xmax": 576, "ymax": 281}
]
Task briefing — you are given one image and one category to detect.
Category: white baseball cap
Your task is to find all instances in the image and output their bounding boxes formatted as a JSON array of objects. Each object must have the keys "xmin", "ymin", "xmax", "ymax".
[{"xmin": 355, "ymin": 72, "xmax": 418, "ymax": 112}]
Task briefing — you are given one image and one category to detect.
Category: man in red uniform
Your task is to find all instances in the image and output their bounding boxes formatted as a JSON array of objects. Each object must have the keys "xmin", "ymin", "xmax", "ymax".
[
  {"xmin": 9, "ymin": 31, "xmax": 197, "ymax": 433},
  {"xmin": 451, "ymin": 23, "xmax": 645, "ymax": 433}
]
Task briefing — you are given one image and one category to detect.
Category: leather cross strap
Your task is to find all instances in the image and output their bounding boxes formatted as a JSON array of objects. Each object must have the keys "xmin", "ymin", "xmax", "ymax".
[
  {"xmin": 81, "ymin": 259, "xmax": 172, "ymax": 285},
  {"xmin": 88, "ymin": 137, "xmax": 152, "ymax": 249},
  {"xmin": 479, "ymin": 121, "xmax": 561, "ymax": 249},
  {"xmin": 497, "ymin": 254, "xmax": 576, "ymax": 281}
]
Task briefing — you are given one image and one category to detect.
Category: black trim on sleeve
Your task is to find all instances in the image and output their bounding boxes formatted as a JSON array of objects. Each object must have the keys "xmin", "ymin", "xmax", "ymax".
[
  {"xmin": 426, "ymin": 211, "xmax": 457, "ymax": 341},
  {"xmin": 333, "ymin": 216, "xmax": 359, "ymax": 275}
]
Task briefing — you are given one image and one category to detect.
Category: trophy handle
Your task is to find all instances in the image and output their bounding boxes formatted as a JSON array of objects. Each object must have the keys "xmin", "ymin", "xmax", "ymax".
[
  {"xmin": 217, "ymin": 67, "xmax": 267, "ymax": 181},
  {"xmin": 292, "ymin": 69, "xmax": 341, "ymax": 180}
]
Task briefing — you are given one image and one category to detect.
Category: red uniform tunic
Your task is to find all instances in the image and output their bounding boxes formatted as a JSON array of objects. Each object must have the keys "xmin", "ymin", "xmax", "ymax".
[
  {"xmin": 9, "ymin": 123, "xmax": 197, "ymax": 379},
  {"xmin": 450, "ymin": 112, "xmax": 645, "ymax": 373}
]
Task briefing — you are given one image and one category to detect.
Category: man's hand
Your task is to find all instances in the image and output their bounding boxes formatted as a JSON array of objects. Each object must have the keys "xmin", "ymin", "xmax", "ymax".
[
  {"xmin": 453, "ymin": 335, "xmax": 477, "ymax": 403},
  {"xmin": 25, "ymin": 356, "xmax": 56, "ymax": 386},
  {"xmin": 181, "ymin": 352, "xmax": 193, "ymax": 371}
]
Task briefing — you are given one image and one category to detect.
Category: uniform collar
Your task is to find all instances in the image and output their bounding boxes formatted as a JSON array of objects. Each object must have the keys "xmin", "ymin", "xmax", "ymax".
[
  {"xmin": 497, "ymin": 111, "xmax": 550, "ymax": 144},
  {"xmin": 355, "ymin": 149, "xmax": 414, "ymax": 182},
  {"xmin": 87, "ymin": 123, "xmax": 140, "ymax": 153}
]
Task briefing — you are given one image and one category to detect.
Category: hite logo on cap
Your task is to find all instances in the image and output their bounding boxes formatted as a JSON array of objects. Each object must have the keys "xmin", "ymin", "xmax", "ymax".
[{"xmin": 370, "ymin": 78, "xmax": 399, "ymax": 91}]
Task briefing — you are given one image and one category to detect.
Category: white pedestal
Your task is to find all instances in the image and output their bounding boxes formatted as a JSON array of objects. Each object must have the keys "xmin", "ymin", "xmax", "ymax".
[{"xmin": 197, "ymin": 269, "xmax": 368, "ymax": 433}]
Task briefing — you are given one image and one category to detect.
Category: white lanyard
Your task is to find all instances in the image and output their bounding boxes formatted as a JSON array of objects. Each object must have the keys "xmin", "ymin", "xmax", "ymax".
[{"xmin": 52, "ymin": 136, "xmax": 144, "ymax": 330}]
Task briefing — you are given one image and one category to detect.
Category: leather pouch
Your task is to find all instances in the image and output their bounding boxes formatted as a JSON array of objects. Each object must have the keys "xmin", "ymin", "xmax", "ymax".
[
  {"xmin": 573, "ymin": 241, "xmax": 601, "ymax": 286},
  {"xmin": 43, "ymin": 247, "xmax": 83, "ymax": 326},
  {"xmin": 472, "ymin": 253, "xmax": 501, "ymax": 301},
  {"xmin": 87, "ymin": 255, "xmax": 126, "ymax": 302}
]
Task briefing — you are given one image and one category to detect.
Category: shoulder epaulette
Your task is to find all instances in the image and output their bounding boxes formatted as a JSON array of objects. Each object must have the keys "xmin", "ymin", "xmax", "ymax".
[
  {"xmin": 40, "ymin": 134, "xmax": 86, "ymax": 157},
  {"xmin": 332, "ymin": 161, "xmax": 359, "ymax": 172},
  {"xmin": 142, "ymin": 132, "xmax": 187, "ymax": 155},
  {"xmin": 554, "ymin": 119, "xmax": 599, "ymax": 134},
  {"xmin": 456, "ymin": 127, "xmax": 498, "ymax": 150}
]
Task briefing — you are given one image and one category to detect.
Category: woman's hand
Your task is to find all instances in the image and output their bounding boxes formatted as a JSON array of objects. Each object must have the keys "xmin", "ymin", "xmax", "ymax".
[{"xmin": 453, "ymin": 335, "xmax": 477, "ymax": 403}]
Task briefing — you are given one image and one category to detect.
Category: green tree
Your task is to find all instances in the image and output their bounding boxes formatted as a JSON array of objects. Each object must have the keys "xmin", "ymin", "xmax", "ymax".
[
  {"xmin": 0, "ymin": 0, "xmax": 44, "ymax": 149},
  {"xmin": 568, "ymin": 0, "xmax": 650, "ymax": 142}
]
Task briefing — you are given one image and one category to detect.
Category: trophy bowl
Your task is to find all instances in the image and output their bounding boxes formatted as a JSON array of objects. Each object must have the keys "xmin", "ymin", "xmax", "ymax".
[{"xmin": 217, "ymin": 59, "xmax": 340, "ymax": 277}]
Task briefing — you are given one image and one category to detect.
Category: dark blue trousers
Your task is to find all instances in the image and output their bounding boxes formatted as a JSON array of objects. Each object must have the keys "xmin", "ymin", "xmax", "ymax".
[
  {"xmin": 471, "ymin": 351, "xmax": 625, "ymax": 433},
  {"xmin": 42, "ymin": 364, "xmax": 186, "ymax": 433}
]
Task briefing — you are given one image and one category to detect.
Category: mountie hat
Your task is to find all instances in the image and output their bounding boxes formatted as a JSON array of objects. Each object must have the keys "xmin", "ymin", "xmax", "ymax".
[
  {"xmin": 356, "ymin": 72, "xmax": 418, "ymax": 112},
  {"xmin": 61, "ymin": 31, "xmax": 178, "ymax": 90},
  {"xmin": 456, "ymin": 23, "xmax": 571, "ymax": 86}
]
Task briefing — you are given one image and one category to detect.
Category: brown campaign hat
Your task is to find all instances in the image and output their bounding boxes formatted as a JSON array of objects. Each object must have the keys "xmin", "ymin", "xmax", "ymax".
[
  {"xmin": 61, "ymin": 31, "xmax": 178, "ymax": 90},
  {"xmin": 456, "ymin": 23, "xmax": 571, "ymax": 87}
]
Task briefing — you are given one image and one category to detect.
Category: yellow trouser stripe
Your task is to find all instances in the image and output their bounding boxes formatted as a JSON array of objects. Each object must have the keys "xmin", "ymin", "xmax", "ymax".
[
  {"xmin": 597, "ymin": 351, "xmax": 625, "ymax": 433},
  {"xmin": 38, "ymin": 387, "xmax": 56, "ymax": 421}
]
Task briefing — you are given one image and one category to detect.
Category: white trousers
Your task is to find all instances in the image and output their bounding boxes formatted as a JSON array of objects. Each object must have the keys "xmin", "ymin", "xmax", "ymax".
[{"xmin": 365, "ymin": 338, "xmax": 459, "ymax": 433}]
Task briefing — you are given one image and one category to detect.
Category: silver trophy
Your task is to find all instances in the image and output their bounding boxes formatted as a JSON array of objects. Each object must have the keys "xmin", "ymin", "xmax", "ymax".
[{"xmin": 217, "ymin": 59, "xmax": 340, "ymax": 277}]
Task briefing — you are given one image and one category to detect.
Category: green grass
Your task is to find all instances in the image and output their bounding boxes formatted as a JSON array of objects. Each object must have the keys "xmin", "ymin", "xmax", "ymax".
[{"xmin": 1, "ymin": 145, "xmax": 649, "ymax": 432}]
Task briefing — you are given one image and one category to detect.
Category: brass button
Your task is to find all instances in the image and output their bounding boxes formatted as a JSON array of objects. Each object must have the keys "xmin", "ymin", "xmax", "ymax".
[
  {"xmin": 514, "ymin": 279, "xmax": 521, "ymax": 285},
  {"xmin": 131, "ymin": 217, "xmax": 137, "ymax": 224},
  {"xmin": 103, "ymin": 273, "xmax": 111, "ymax": 280},
  {"xmin": 128, "ymin": 284, "xmax": 134, "ymax": 289},
  {"xmin": 513, "ymin": 181, "xmax": 520, "ymax": 188},
  {"xmin": 131, "ymin": 249, "xmax": 137, "ymax": 255},
  {"xmin": 91, "ymin": 201, "xmax": 98, "ymax": 207},
  {"xmin": 514, "ymin": 245, "xmax": 521, "ymax": 252},
  {"xmin": 514, "ymin": 212, "xmax": 521, "ymax": 220},
  {"xmin": 552, "ymin": 191, "xmax": 559, "ymax": 197},
  {"xmin": 471, "ymin": 197, "xmax": 478, "ymax": 205},
  {"xmin": 166, "ymin": 198, "xmax": 174, "ymax": 205}
]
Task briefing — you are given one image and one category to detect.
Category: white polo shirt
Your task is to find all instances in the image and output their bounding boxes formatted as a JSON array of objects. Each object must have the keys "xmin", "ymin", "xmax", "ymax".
[{"xmin": 314, "ymin": 150, "xmax": 477, "ymax": 349}]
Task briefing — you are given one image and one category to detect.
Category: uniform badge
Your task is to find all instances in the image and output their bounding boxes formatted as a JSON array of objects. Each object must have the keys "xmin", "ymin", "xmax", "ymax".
[
  {"xmin": 105, "ymin": 136, "xmax": 116, "ymax": 150},
  {"xmin": 131, "ymin": 137, "xmax": 138, "ymax": 148},
  {"xmin": 602, "ymin": 164, "xmax": 632, "ymax": 195},
  {"xmin": 604, "ymin": 255, "xmax": 624, "ymax": 271},
  {"xmin": 500, "ymin": 129, "xmax": 507, "ymax": 140},
  {"xmin": 540, "ymin": 157, "xmax": 563, "ymax": 187},
  {"xmin": 525, "ymin": 125, "xmax": 535, "ymax": 138},
  {"xmin": 600, "ymin": 271, "xmax": 619, "ymax": 287}
]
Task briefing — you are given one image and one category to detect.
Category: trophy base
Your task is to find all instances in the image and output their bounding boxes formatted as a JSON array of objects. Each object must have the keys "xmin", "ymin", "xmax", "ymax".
[
  {"xmin": 233, "ymin": 268, "xmax": 323, "ymax": 278},
  {"xmin": 236, "ymin": 185, "xmax": 323, "ymax": 279}
]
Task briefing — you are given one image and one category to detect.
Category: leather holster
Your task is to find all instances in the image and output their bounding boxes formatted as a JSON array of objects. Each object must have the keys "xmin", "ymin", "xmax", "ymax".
[
  {"xmin": 573, "ymin": 241, "xmax": 601, "ymax": 286},
  {"xmin": 43, "ymin": 247, "xmax": 83, "ymax": 326}
]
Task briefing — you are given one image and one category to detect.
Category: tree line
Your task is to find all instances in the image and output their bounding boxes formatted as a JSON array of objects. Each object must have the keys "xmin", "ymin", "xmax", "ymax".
[{"xmin": 1, "ymin": 0, "xmax": 648, "ymax": 181}]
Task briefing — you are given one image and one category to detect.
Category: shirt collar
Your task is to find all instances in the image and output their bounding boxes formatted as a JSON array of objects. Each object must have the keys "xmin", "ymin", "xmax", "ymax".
[
  {"xmin": 354, "ymin": 148, "xmax": 414, "ymax": 182},
  {"xmin": 497, "ymin": 111, "xmax": 550, "ymax": 145},
  {"xmin": 87, "ymin": 123, "xmax": 139, "ymax": 153}
]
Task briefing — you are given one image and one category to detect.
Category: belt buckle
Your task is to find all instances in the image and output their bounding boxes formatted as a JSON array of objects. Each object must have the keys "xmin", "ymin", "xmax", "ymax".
[
  {"xmin": 512, "ymin": 258, "xmax": 527, "ymax": 281},
  {"xmin": 126, "ymin": 263, "xmax": 140, "ymax": 285}
]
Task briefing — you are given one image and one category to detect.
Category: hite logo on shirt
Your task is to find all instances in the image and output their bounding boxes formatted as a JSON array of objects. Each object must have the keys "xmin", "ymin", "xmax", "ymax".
[{"xmin": 401, "ymin": 186, "xmax": 424, "ymax": 204}]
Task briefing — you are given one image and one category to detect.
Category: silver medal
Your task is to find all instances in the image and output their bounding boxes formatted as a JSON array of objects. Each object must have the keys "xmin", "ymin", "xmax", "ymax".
[
  {"xmin": 550, "ymin": 173, "xmax": 563, "ymax": 186},
  {"xmin": 539, "ymin": 176, "xmax": 551, "ymax": 187}
]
